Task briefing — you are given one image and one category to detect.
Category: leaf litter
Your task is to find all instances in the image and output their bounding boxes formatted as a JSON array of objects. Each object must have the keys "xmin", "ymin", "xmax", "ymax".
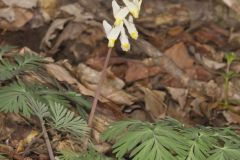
[{"xmin": 1, "ymin": 0, "xmax": 240, "ymax": 159}]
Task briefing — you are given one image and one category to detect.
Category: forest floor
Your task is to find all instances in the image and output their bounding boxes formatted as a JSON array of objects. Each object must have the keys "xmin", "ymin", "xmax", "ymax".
[{"xmin": 1, "ymin": 0, "xmax": 240, "ymax": 159}]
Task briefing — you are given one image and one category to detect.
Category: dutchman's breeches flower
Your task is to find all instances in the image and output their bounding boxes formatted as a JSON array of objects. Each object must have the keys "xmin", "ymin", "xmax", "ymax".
[
  {"xmin": 122, "ymin": 0, "xmax": 142, "ymax": 18},
  {"xmin": 113, "ymin": 0, "xmax": 129, "ymax": 25},
  {"xmin": 103, "ymin": 20, "xmax": 122, "ymax": 47},
  {"xmin": 103, "ymin": 0, "xmax": 142, "ymax": 51},
  {"xmin": 120, "ymin": 27, "xmax": 130, "ymax": 51},
  {"xmin": 123, "ymin": 16, "xmax": 138, "ymax": 40}
]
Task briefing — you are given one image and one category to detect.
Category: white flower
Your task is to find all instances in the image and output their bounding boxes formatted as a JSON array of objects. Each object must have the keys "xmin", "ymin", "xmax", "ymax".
[
  {"xmin": 103, "ymin": 20, "xmax": 122, "ymax": 47},
  {"xmin": 112, "ymin": 0, "xmax": 129, "ymax": 25},
  {"xmin": 122, "ymin": 0, "xmax": 142, "ymax": 18},
  {"xmin": 120, "ymin": 27, "xmax": 130, "ymax": 51},
  {"xmin": 123, "ymin": 16, "xmax": 138, "ymax": 40}
]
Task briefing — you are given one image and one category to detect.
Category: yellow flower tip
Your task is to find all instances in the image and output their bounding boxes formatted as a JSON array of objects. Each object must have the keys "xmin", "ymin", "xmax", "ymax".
[
  {"xmin": 131, "ymin": 32, "xmax": 138, "ymax": 40},
  {"xmin": 131, "ymin": 9, "xmax": 139, "ymax": 18},
  {"xmin": 122, "ymin": 43, "xmax": 130, "ymax": 51},
  {"xmin": 108, "ymin": 39, "xmax": 116, "ymax": 47},
  {"xmin": 114, "ymin": 18, "xmax": 123, "ymax": 26}
]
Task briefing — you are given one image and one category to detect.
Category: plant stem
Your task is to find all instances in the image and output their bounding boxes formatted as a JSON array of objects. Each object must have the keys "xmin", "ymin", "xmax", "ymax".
[
  {"xmin": 224, "ymin": 63, "xmax": 230, "ymax": 106},
  {"xmin": 40, "ymin": 118, "xmax": 55, "ymax": 160},
  {"xmin": 88, "ymin": 48, "xmax": 112, "ymax": 127}
]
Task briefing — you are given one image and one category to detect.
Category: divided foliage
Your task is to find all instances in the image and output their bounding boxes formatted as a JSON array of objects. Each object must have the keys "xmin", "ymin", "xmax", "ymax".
[
  {"xmin": 0, "ymin": 45, "xmax": 44, "ymax": 81},
  {"xmin": 0, "ymin": 46, "xmax": 89, "ymax": 139},
  {"xmin": 102, "ymin": 119, "xmax": 240, "ymax": 160},
  {"xmin": 57, "ymin": 148, "xmax": 112, "ymax": 160}
]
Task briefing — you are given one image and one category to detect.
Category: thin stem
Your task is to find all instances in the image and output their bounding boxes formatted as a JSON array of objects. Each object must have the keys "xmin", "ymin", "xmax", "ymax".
[
  {"xmin": 40, "ymin": 118, "xmax": 55, "ymax": 160},
  {"xmin": 224, "ymin": 63, "xmax": 231, "ymax": 106},
  {"xmin": 88, "ymin": 48, "xmax": 112, "ymax": 127}
]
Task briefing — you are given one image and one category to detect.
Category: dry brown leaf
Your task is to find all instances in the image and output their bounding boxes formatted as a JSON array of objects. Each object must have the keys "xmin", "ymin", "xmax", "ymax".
[
  {"xmin": 40, "ymin": 18, "xmax": 71, "ymax": 50},
  {"xmin": 185, "ymin": 65, "xmax": 212, "ymax": 81},
  {"xmin": 45, "ymin": 63, "xmax": 109, "ymax": 103},
  {"xmin": 202, "ymin": 56, "xmax": 225, "ymax": 70},
  {"xmin": 139, "ymin": 86, "xmax": 167, "ymax": 119},
  {"xmin": 39, "ymin": 0, "xmax": 58, "ymax": 18},
  {"xmin": 60, "ymin": 3, "xmax": 93, "ymax": 22},
  {"xmin": 76, "ymin": 64, "xmax": 136, "ymax": 105},
  {"xmin": 0, "ymin": 7, "xmax": 15, "ymax": 22},
  {"xmin": 194, "ymin": 53, "xmax": 226, "ymax": 70},
  {"xmin": 155, "ymin": 14, "xmax": 175, "ymax": 26},
  {"xmin": 49, "ymin": 22, "xmax": 87, "ymax": 54},
  {"xmin": 222, "ymin": 0, "xmax": 240, "ymax": 13},
  {"xmin": 0, "ymin": 7, "xmax": 33, "ymax": 30},
  {"xmin": 165, "ymin": 42, "xmax": 194, "ymax": 69},
  {"xmin": 223, "ymin": 111, "xmax": 240, "ymax": 124},
  {"xmin": 2, "ymin": 0, "xmax": 37, "ymax": 8},
  {"xmin": 167, "ymin": 87, "xmax": 188, "ymax": 109},
  {"xmin": 125, "ymin": 61, "xmax": 162, "ymax": 82}
]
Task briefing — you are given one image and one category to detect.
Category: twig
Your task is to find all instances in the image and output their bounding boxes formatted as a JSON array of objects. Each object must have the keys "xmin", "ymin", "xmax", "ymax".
[
  {"xmin": 88, "ymin": 48, "xmax": 112, "ymax": 127},
  {"xmin": 40, "ymin": 118, "xmax": 55, "ymax": 160}
]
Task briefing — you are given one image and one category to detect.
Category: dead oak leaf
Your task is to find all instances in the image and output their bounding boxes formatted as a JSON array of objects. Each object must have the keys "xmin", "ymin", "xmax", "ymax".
[
  {"xmin": 223, "ymin": 111, "xmax": 240, "ymax": 124},
  {"xmin": 2, "ymin": 0, "xmax": 37, "ymax": 8},
  {"xmin": 139, "ymin": 86, "xmax": 167, "ymax": 119},
  {"xmin": 167, "ymin": 87, "xmax": 188, "ymax": 109},
  {"xmin": 0, "ymin": 7, "xmax": 33, "ymax": 31},
  {"xmin": 76, "ymin": 64, "xmax": 136, "ymax": 105},
  {"xmin": 45, "ymin": 63, "xmax": 109, "ymax": 103},
  {"xmin": 165, "ymin": 42, "xmax": 194, "ymax": 69},
  {"xmin": 125, "ymin": 61, "xmax": 163, "ymax": 82}
]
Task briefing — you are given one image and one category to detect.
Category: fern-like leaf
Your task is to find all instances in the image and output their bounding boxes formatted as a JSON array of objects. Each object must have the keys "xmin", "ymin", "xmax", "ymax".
[
  {"xmin": 183, "ymin": 127, "xmax": 218, "ymax": 160},
  {"xmin": 0, "ymin": 81, "xmax": 33, "ymax": 117},
  {"xmin": 49, "ymin": 102, "xmax": 89, "ymax": 138},
  {"xmin": 57, "ymin": 149, "xmax": 81, "ymax": 160},
  {"xmin": 0, "ymin": 53, "xmax": 44, "ymax": 81},
  {"xmin": 207, "ymin": 143, "xmax": 240, "ymax": 160},
  {"xmin": 103, "ymin": 119, "xmax": 188, "ymax": 160},
  {"xmin": 57, "ymin": 148, "xmax": 112, "ymax": 160},
  {"xmin": 27, "ymin": 96, "xmax": 50, "ymax": 118},
  {"xmin": 0, "ymin": 45, "xmax": 16, "ymax": 61}
]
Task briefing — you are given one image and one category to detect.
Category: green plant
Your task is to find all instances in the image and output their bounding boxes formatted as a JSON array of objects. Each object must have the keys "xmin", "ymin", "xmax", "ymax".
[
  {"xmin": 57, "ymin": 147, "xmax": 112, "ymax": 160},
  {"xmin": 222, "ymin": 52, "xmax": 238, "ymax": 106},
  {"xmin": 102, "ymin": 118, "xmax": 240, "ymax": 160},
  {"xmin": 0, "ymin": 45, "xmax": 90, "ymax": 159},
  {"xmin": 0, "ymin": 153, "xmax": 9, "ymax": 160},
  {"xmin": 0, "ymin": 46, "xmax": 44, "ymax": 81}
]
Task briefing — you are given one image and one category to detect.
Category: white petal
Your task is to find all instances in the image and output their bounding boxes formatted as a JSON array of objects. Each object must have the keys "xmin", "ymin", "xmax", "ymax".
[
  {"xmin": 123, "ymin": 16, "xmax": 138, "ymax": 40},
  {"xmin": 133, "ymin": 0, "xmax": 142, "ymax": 9},
  {"xmin": 114, "ymin": 7, "xmax": 129, "ymax": 25},
  {"xmin": 108, "ymin": 23, "xmax": 122, "ymax": 40},
  {"xmin": 120, "ymin": 28, "xmax": 130, "ymax": 51},
  {"xmin": 122, "ymin": 0, "xmax": 139, "ymax": 18},
  {"xmin": 103, "ymin": 20, "xmax": 112, "ymax": 35},
  {"xmin": 112, "ymin": 0, "xmax": 120, "ymax": 18}
]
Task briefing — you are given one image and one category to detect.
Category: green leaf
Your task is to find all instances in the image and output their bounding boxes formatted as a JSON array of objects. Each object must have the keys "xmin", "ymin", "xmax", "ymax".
[
  {"xmin": 0, "ymin": 52, "xmax": 44, "ymax": 81},
  {"xmin": 80, "ymin": 148, "xmax": 113, "ymax": 160},
  {"xmin": 207, "ymin": 143, "xmax": 240, "ymax": 160},
  {"xmin": 225, "ymin": 52, "xmax": 237, "ymax": 65},
  {"xmin": 103, "ymin": 119, "xmax": 188, "ymax": 160},
  {"xmin": 27, "ymin": 96, "xmax": 50, "ymax": 119},
  {"xmin": 0, "ymin": 153, "xmax": 9, "ymax": 160},
  {"xmin": 57, "ymin": 148, "xmax": 81, "ymax": 160},
  {"xmin": 57, "ymin": 147, "xmax": 112, "ymax": 160},
  {"xmin": 0, "ymin": 45, "xmax": 16, "ymax": 61},
  {"xmin": 0, "ymin": 81, "xmax": 33, "ymax": 117},
  {"xmin": 183, "ymin": 127, "xmax": 218, "ymax": 160},
  {"xmin": 49, "ymin": 102, "xmax": 89, "ymax": 138}
]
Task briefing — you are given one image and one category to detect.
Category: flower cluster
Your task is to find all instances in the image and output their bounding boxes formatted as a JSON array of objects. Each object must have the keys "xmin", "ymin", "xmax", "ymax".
[{"xmin": 103, "ymin": 0, "xmax": 142, "ymax": 51}]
